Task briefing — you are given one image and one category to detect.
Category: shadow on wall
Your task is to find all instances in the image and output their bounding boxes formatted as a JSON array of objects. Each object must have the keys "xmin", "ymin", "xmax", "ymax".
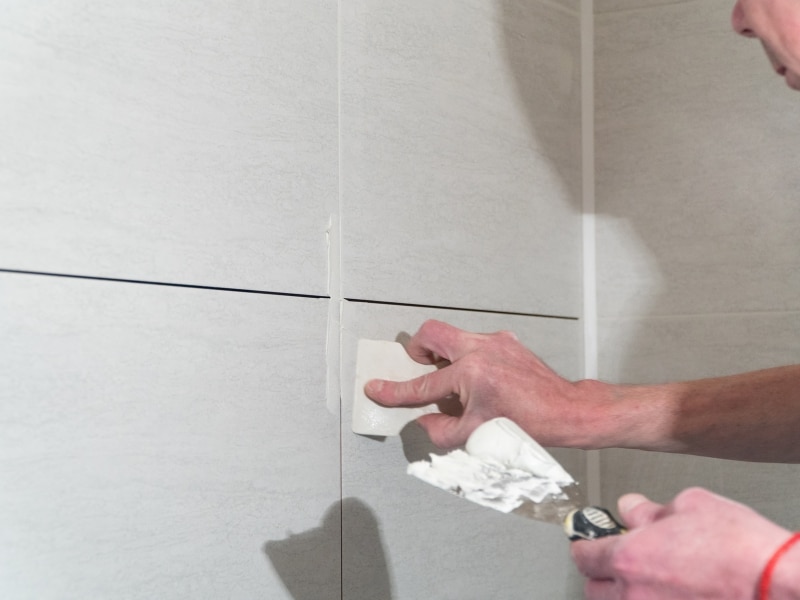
[
  {"xmin": 497, "ymin": 0, "xmax": 583, "ymax": 213},
  {"xmin": 264, "ymin": 498, "xmax": 393, "ymax": 600},
  {"xmin": 499, "ymin": 0, "xmax": 800, "ymax": 517},
  {"xmin": 499, "ymin": 0, "xmax": 798, "ymax": 379}
]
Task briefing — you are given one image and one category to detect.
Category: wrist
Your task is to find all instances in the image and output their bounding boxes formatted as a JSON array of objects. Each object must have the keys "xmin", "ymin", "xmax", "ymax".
[
  {"xmin": 761, "ymin": 533, "xmax": 800, "ymax": 600},
  {"xmin": 565, "ymin": 379, "xmax": 629, "ymax": 449},
  {"xmin": 571, "ymin": 379, "xmax": 680, "ymax": 451}
]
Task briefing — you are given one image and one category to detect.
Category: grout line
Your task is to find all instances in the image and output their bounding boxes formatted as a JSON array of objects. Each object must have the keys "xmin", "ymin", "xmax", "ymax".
[
  {"xmin": 581, "ymin": 0, "xmax": 602, "ymax": 507},
  {"xmin": 343, "ymin": 297, "xmax": 579, "ymax": 321},
  {"xmin": 336, "ymin": 3, "xmax": 344, "ymax": 597},
  {"xmin": 325, "ymin": 20, "xmax": 344, "ymax": 415},
  {"xmin": 0, "ymin": 268, "xmax": 329, "ymax": 299}
]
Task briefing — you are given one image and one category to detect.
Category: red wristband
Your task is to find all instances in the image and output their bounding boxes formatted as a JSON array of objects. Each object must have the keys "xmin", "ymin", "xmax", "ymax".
[{"xmin": 758, "ymin": 532, "xmax": 800, "ymax": 600}]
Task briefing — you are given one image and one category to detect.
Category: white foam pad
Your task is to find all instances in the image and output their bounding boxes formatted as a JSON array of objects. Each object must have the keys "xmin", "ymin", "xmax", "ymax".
[{"xmin": 352, "ymin": 339, "xmax": 438, "ymax": 436}]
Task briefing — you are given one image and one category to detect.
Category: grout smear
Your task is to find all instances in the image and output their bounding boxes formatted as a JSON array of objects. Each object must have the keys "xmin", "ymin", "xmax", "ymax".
[
  {"xmin": 325, "ymin": 213, "xmax": 342, "ymax": 416},
  {"xmin": 408, "ymin": 418, "xmax": 576, "ymax": 514}
]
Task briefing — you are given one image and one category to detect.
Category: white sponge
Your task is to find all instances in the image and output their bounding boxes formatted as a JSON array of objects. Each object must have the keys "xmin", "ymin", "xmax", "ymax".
[{"xmin": 352, "ymin": 339, "xmax": 438, "ymax": 436}]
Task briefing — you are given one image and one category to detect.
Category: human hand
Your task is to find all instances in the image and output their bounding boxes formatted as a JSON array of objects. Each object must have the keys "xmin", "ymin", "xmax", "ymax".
[
  {"xmin": 571, "ymin": 487, "xmax": 795, "ymax": 600},
  {"xmin": 363, "ymin": 319, "xmax": 592, "ymax": 448}
]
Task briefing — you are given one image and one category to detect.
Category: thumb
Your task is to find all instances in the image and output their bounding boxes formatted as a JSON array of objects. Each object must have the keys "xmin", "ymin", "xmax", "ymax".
[{"xmin": 618, "ymin": 493, "xmax": 664, "ymax": 529}]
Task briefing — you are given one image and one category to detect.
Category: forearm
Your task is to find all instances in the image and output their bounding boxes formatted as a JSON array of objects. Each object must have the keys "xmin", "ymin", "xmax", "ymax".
[{"xmin": 585, "ymin": 364, "xmax": 800, "ymax": 462}]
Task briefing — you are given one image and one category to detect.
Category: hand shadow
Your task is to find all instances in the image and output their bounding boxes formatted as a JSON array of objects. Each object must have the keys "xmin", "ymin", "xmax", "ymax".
[
  {"xmin": 264, "ymin": 498, "xmax": 393, "ymax": 600},
  {"xmin": 398, "ymin": 420, "xmax": 446, "ymax": 464}
]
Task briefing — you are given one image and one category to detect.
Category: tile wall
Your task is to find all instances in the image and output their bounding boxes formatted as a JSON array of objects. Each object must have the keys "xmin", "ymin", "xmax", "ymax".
[
  {"xmin": 8, "ymin": 1, "xmax": 793, "ymax": 596},
  {"xmin": 0, "ymin": 1, "xmax": 584, "ymax": 598},
  {"xmin": 595, "ymin": 0, "xmax": 800, "ymax": 525}
]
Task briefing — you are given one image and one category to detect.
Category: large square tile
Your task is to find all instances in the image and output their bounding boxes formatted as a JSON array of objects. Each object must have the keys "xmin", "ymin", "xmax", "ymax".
[
  {"xmin": 340, "ymin": 300, "xmax": 586, "ymax": 599},
  {"xmin": 595, "ymin": 0, "xmax": 800, "ymax": 318},
  {"xmin": 0, "ymin": 0, "xmax": 336, "ymax": 295},
  {"xmin": 0, "ymin": 273, "xmax": 339, "ymax": 599},
  {"xmin": 341, "ymin": 0, "xmax": 582, "ymax": 317}
]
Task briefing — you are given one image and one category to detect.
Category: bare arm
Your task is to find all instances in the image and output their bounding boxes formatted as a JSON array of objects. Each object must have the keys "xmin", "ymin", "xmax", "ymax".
[
  {"xmin": 366, "ymin": 320, "xmax": 800, "ymax": 463},
  {"xmin": 588, "ymin": 365, "xmax": 800, "ymax": 462}
]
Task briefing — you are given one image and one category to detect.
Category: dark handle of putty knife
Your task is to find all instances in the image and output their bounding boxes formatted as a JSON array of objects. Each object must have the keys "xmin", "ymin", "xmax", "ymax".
[{"xmin": 563, "ymin": 506, "xmax": 627, "ymax": 541}]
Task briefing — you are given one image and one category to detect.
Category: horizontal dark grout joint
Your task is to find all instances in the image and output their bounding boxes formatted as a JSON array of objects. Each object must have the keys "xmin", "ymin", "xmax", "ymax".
[
  {"xmin": 343, "ymin": 297, "xmax": 579, "ymax": 321},
  {"xmin": 0, "ymin": 268, "xmax": 330, "ymax": 300}
]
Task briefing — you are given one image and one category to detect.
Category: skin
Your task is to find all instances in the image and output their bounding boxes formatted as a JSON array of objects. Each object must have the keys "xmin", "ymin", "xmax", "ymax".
[
  {"xmin": 366, "ymin": 323, "xmax": 800, "ymax": 599},
  {"xmin": 572, "ymin": 489, "xmax": 800, "ymax": 600},
  {"xmin": 731, "ymin": 0, "xmax": 800, "ymax": 89},
  {"xmin": 366, "ymin": 4, "xmax": 800, "ymax": 596},
  {"xmin": 365, "ymin": 320, "xmax": 800, "ymax": 462}
]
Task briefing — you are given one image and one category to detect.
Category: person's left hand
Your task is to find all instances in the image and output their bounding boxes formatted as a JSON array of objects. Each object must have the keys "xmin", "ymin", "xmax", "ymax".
[{"xmin": 571, "ymin": 487, "xmax": 793, "ymax": 600}]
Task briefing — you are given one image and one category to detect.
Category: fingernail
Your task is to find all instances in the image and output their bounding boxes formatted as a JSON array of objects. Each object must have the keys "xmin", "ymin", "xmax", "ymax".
[{"xmin": 365, "ymin": 380, "xmax": 383, "ymax": 395}]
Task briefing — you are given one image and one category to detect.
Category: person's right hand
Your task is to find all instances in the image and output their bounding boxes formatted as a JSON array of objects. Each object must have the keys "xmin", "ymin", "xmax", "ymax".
[
  {"xmin": 571, "ymin": 487, "xmax": 798, "ymax": 600},
  {"xmin": 363, "ymin": 319, "xmax": 596, "ymax": 448}
]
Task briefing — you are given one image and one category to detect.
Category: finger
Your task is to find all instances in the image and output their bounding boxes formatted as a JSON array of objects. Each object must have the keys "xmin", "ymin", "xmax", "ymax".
[
  {"xmin": 365, "ymin": 368, "xmax": 457, "ymax": 408},
  {"xmin": 584, "ymin": 578, "xmax": 620, "ymax": 600},
  {"xmin": 618, "ymin": 493, "xmax": 665, "ymax": 529},
  {"xmin": 405, "ymin": 320, "xmax": 481, "ymax": 364},
  {"xmin": 416, "ymin": 412, "xmax": 483, "ymax": 448},
  {"xmin": 570, "ymin": 537, "xmax": 620, "ymax": 580}
]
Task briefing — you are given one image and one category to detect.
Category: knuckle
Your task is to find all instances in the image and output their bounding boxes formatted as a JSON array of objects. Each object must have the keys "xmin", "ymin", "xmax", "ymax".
[
  {"xmin": 419, "ymin": 319, "xmax": 445, "ymax": 336},
  {"xmin": 458, "ymin": 353, "xmax": 486, "ymax": 384},
  {"xmin": 495, "ymin": 329, "xmax": 519, "ymax": 342},
  {"xmin": 674, "ymin": 486, "xmax": 711, "ymax": 509},
  {"xmin": 419, "ymin": 318, "xmax": 437, "ymax": 330},
  {"xmin": 408, "ymin": 375, "xmax": 430, "ymax": 399}
]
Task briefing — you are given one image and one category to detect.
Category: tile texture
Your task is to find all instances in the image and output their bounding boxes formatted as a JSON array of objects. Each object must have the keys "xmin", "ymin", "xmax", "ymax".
[
  {"xmin": 597, "ymin": 312, "xmax": 800, "ymax": 526},
  {"xmin": 0, "ymin": 273, "xmax": 339, "ymax": 599},
  {"xmin": 341, "ymin": 0, "xmax": 582, "ymax": 317},
  {"xmin": 0, "ymin": 1, "xmax": 336, "ymax": 296},
  {"xmin": 340, "ymin": 300, "xmax": 586, "ymax": 599},
  {"xmin": 595, "ymin": 0, "xmax": 697, "ymax": 14},
  {"xmin": 595, "ymin": 0, "xmax": 800, "ymax": 319},
  {"xmin": 595, "ymin": 0, "xmax": 800, "ymax": 534}
]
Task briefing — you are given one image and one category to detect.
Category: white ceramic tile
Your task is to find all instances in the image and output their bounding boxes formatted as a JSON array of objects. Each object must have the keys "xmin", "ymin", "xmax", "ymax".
[
  {"xmin": 341, "ymin": 0, "xmax": 582, "ymax": 317},
  {"xmin": 598, "ymin": 313, "xmax": 800, "ymax": 384},
  {"xmin": 340, "ymin": 300, "xmax": 586, "ymax": 599},
  {"xmin": 595, "ymin": 0, "xmax": 800, "ymax": 318},
  {"xmin": 0, "ymin": 0, "xmax": 336, "ymax": 296},
  {"xmin": 597, "ymin": 312, "xmax": 800, "ymax": 528},
  {"xmin": 0, "ymin": 273, "xmax": 339, "ymax": 599},
  {"xmin": 599, "ymin": 449, "xmax": 800, "ymax": 529}
]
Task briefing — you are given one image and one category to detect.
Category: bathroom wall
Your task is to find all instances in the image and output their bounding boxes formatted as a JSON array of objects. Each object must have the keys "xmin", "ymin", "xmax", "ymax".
[
  {"xmin": 1, "ymin": 2, "xmax": 340, "ymax": 598},
  {"xmin": 339, "ymin": 2, "xmax": 585, "ymax": 597},
  {"xmin": 594, "ymin": 0, "xmax": 800, "ymax": 524},
  {"xmin": 0, "ymin": 1, "xmax": 585, "ymax": 599}
]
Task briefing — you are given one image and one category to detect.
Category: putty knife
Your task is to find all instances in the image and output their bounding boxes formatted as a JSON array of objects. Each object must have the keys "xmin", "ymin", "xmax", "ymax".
[
  {"xmin": 513, "ymin": 489, "xmax": 626, "ymax": 541},
  {"xmin": 352, "ymin": 340, "xmax": 624, "ymax": 541},
  {"xmin": 406, "ymin": 417, "xmax": 626, "ymax": 541}
]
